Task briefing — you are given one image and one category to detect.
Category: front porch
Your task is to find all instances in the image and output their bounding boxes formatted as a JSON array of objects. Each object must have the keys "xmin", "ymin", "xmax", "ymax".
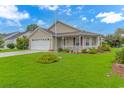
[{"xmin": 53, "ymin": 35, "xmax": 101, "ymax": 51}]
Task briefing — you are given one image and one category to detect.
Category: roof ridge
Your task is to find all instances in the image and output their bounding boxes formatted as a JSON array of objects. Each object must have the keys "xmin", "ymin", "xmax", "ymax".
[{"xmin": 48, "ymin": 20, "xmax": 98, "ymax": 35}]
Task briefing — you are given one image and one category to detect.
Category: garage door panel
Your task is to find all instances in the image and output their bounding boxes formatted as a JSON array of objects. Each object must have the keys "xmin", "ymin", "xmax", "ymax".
[{"xmin": 31, "ymin": 39, "xmax": 50, "ymax": 50}]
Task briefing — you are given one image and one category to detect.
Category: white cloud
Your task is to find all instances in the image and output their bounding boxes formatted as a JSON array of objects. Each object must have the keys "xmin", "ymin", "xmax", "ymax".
[
  {"xmin": 77, "ymin": 6, "xmax": 84, "ymax": 10},
  {"xmin": 0, "ymin": 6, "xmax": 30, "ymax": 28},
  {"xmin": 37, "ymin": 20, "xmax": 45, "ymax": 26},
  {"xmin": 0, "ymin": 21, "xmax": 2, "ymax": 25},
  {"xmin": 19, "ymin": 27, "xmax": 24, "ymax": 31},
  {"xmin": 5, "ymin": 20, "xmax": 21, "ymax": 27},
  {"xmin": 91, "ymin": 19, "xmax": 94, "ymax": 22},
  {"xmin": 65, "ymin": 9, "xmax": 72, "ymax": 15},
  {"xmin": 0, "ymin": 6, "xmax": 30, "ymax": 21},
  {"xmin": 58, "ymin": 8, "xmax": 72, "ymax": 16},
  {"xmin": 96, "ymin": 12, "xmax": 124, "ymax": 24},
  {"xmin": 66, "ymin": 5, "xmax": 71, "ymax": 8},
  {"xmin": 73, "ymin": 25, "xmax": 77, "ymax": 27},
  {"xmin": 38, "ymin": 5, "xmax": 59, "ymax": 11},
  {"xmin": 81, "ymin": 16, "xmax": 87, "ymax": 21},
  {"xmin": 76, "ymin": 6, "xmax": 84, "ymax": 13},
  {"xmin": 122, "ymin": 8, "xmax": 124, "ymax": 11}
]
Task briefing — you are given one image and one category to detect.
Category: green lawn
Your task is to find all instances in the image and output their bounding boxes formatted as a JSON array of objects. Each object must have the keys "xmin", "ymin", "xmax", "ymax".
[
  {"xmin": 0, "ymin": 49, "xmax": 21, "ymax": 53},
  {"xmin": 0, "ymin": 48, "xmax": 124, "ymax": 88}
]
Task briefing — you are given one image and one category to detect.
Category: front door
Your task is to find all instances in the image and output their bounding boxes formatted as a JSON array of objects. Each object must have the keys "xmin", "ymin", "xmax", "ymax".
[{"xmin": 75, "ymin": 37, "xmax": 79, "ymax": 46}]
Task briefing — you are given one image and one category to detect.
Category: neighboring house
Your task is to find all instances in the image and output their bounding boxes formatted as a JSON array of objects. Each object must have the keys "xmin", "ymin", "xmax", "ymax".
[
  {"xmin": 3, "ymin": 32, "xmax": 20, "ymax": 48},
  {"xmin": 3, "ymin": 31, "xmax": 34, "ymax": 49},
  {"xmin": 4, "ymin": 21, "xmax": 103, "ymax": 51},
  {"xmin": 115, "ymin": 28, "xmax": 124, "ymax": 37}
]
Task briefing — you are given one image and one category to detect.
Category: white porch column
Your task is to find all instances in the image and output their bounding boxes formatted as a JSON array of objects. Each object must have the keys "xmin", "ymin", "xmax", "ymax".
[
  {"xmin": 83, "ymin": 36, "xmax": 85, "ymax": 49},
  {"xmin": 50, "ymin": 37, "xmax": 53, "ymax": 50},
  {"xmin": 89, "ymin": 37, "xmax": 92, "ymax": 48},
  {"xmin": 55, "ymin": 37, "xmax": 57, "ymax": 50},
  {"xmin": 79, "ymin": 36, "xmax": 81, "ymax": 51},
  {"xmin": 62, "ymin": 37, "xmax": 65, "ymax": 49},
  {"xmin": 97, "ymin": 36, "xmax": 100, "ymax": 47}
]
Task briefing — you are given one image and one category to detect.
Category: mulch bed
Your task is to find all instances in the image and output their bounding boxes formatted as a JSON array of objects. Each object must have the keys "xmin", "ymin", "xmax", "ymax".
[{"xmin": 112, "ymin": 63, "xmax": 124, "ymax": 77}]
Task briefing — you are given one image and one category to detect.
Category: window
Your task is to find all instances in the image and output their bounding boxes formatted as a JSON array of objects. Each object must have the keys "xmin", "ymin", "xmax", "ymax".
[
  {"xmin": 75, "ymin": 37, "xmax": 79, "ymax": 46},
  {"xmin": 81, "ymin": 36, "xmax": 83, "ymax": 46},
  {"xmin": 92, "ymin": 37, "xmax": 97, "ymax": 45},
  {"xmin": 86, "ymin": 37, "xmax": 89, "ymax": 46},
  {"xmin": 64, "ymin": 38, "xmax": 65, "ymax": 46},
  {"xmin": 73, "ymin": 37, "xmax": 75, "ymax": 46},
  {"xmin": 32, "ymin": 38, "xmax": 50, "ymax": 41}
]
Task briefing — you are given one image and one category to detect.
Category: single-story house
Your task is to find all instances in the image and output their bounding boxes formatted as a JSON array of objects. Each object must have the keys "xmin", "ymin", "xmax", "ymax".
[
  {"xmin": 4, "ymin": 21, "xmax": 103, "ymax": 51},
  {"xmin": 115, "ymin": 28, "xmax": 124, "ymax": 37},
  {"xmin": 3, "ymin": 30, "xmax": 35, "ymax": 49}
]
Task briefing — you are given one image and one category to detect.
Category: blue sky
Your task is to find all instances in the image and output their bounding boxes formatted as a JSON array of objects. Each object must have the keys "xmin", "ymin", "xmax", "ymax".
[{"xmin": 0, "ymin": 5, "xmax": 124, "ymax": 35}]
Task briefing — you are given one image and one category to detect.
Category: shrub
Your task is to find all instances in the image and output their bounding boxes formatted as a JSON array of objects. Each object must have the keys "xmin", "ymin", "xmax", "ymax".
[
  {"xmin": 0, "ymin": 37, "xmax": 4, "ymax": 48},
  {"xmin": 97, "ymin": 43, "xmax": 111, "ymax": 53},
  {"xmin": 63, "ymin": 48, "xmax": 70, "ymax": 53},
  {"xmin": 81, "ymin": 49, "xmax": 88, "ymax": 53},
  {"xmin": 101, "ymin": 43, "xmax": 111, "ymax": 51},
  {"xmin": 88, "ymin": 48, "xmax": 97, "ymax": 54},
  {"xmin": 115, "ymin": 48, "xmax": 124, "ymax": 64},
  {"xmin": 7, "ymin": 43, "xmax": 15, "ymax": 49},
  {"xmin": 97, "ymin": 46, "xmax": 104, "ymax": 53},
  {"xmin": 58, "ymin": 48, "xmax": 63, "ymax": 52},
  {"xmin": 48, "ymin": 49, "xmax": 54, "ymax": 51},
  {"xmin": 37, "ymin": 53, "xmax": 60, "ymax": 64},
  {"xmin": 16, "ymin": 36, "xmax": 29, "ymax": 50}
]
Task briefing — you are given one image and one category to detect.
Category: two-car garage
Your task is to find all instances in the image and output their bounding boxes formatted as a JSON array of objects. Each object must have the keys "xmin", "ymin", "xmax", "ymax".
[
  {"xmin": 29, "ymin": 28, "xmax": 52, "ymax": 50},
  {"xmin": 30, "ymin": 38, "xmax": 50, "ymax": 50}
]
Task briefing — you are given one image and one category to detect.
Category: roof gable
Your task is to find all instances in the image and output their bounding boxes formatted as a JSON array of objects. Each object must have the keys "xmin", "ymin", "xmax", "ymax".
[
  {"xmin": 29, "ymin": 27, "xmax": 51, "ymax": 38},
  {"xmin": 48, "ymin": 21, "xmax": 83, "ymax": 34}
]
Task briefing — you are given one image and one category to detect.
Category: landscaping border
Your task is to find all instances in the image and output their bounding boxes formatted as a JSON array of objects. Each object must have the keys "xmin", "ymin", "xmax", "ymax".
[{"xmin": 112, "ymin": 63, "xmax": 124, "ymax": 77}]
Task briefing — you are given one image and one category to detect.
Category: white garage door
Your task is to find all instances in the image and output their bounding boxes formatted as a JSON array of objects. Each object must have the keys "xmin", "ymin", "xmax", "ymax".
[{"xmin": 31, "ymin": 39, "xmax": 50, "ymax": 50}]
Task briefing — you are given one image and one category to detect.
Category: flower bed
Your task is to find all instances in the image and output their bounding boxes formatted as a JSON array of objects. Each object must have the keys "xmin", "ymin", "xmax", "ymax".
[{"xmin": 112, "ymin": 63, "xmax": 124, "ymax": 76}]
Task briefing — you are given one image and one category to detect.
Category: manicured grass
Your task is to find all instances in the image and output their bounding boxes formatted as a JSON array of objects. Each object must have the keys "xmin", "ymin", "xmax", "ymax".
[
  {"xmin": 0, "ymin": 48, "xmax": 124, "ymax": 88},
  {"xmin": 0, "ymin": 49, "xmax": 21, "ymax": 53}
]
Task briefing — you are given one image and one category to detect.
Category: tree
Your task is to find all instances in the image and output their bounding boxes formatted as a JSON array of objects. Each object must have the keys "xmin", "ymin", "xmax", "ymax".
[
  {"xmin": 26, "ymin": 24, "xmax": 39, "ymax": 31},
  {"xmin": 105, "ymin": 34, "xmax": 121, "ymax": 47},
  {"xmin": 0, "ymin": 36, "xmax": 4, "ymax": 48},
  {"xmin": 16, "ymin": 36, "xmax": 29, "ymax": 50}
]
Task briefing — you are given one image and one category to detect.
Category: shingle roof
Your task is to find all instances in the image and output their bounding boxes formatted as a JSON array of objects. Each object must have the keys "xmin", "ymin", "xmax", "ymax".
[
  {"xmin": 4, "ymin": 32, "xmax": 18, "ymax": 37},
  {"xmin": 4, "ymin": 32, "xmax": 20, "ymax": 40},
  {"xmin": 115, "ymin": 28, "xmax": 124, "ymax": 34},
  {"xmin": 4, "ymin": 32, "xmax": 22, "ymax": 40},
  {"xmin": 4, "ymin": 21, "xmax": 100, "ymax": 40},
  {"xmin": 48, "ymin": 21, "xmax": 99, "ymax": 36},
  {"xmin": 4, "ymin": 30, "xmax": 38, "ymax": 40}
]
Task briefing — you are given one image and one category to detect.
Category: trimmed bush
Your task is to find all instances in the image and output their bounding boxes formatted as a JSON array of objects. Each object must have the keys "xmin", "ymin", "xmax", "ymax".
[
  {"xmin": 97, "ymin": 43, "xmax": 111, "ymax": 53},
  {"xmin": 81, "ymin": 49, "xmax": 88, "ymax": 53},
  {"xmin": 58, "ymin": 48, "xmax": 63, "ymax": 52},
  {"xmin": 88, "ymin": 48, "xmax": 97, "ymax": 54},
  {"xmin": 37, "ymin": 53, "xmax": 60, "ymax": 64},
  {"xmin": 101, "ymin": 43, "xmax": 111, "ymax": 51},
  {"xmin": 63, "ymin": 48, "xmax": 70, "ymax": 53},
  {"xmin": 97, "ymin": 46, "xmax": 104, "ymax": 53},
  {"xmin": 115, "ymin": 48, "xmax": 124, "ymax": 64},
  {"xmin": 0, "ymin": 37, "xmax": 4, "ymax": 48},
  {"xmin": 7, "ymin": 43, "xmax": 15, "ymax": 49}
]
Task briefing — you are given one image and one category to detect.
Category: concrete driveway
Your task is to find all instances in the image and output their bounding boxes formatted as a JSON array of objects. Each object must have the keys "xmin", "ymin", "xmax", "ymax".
[{"xmin": 0, "ymin": 50, "xmax": 43, "ymax": 57}]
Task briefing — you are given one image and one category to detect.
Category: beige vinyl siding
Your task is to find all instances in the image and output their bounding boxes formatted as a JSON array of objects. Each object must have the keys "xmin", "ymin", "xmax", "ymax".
[{"xmin": 50, "ymin": 22, "xmax": 79, "ymax": 33}]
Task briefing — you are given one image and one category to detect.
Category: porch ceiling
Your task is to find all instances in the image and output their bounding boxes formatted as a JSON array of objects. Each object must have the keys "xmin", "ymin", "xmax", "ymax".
[{"xmin": 52, "ymin": 32, "xmax": 99, "ymax": 37}]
